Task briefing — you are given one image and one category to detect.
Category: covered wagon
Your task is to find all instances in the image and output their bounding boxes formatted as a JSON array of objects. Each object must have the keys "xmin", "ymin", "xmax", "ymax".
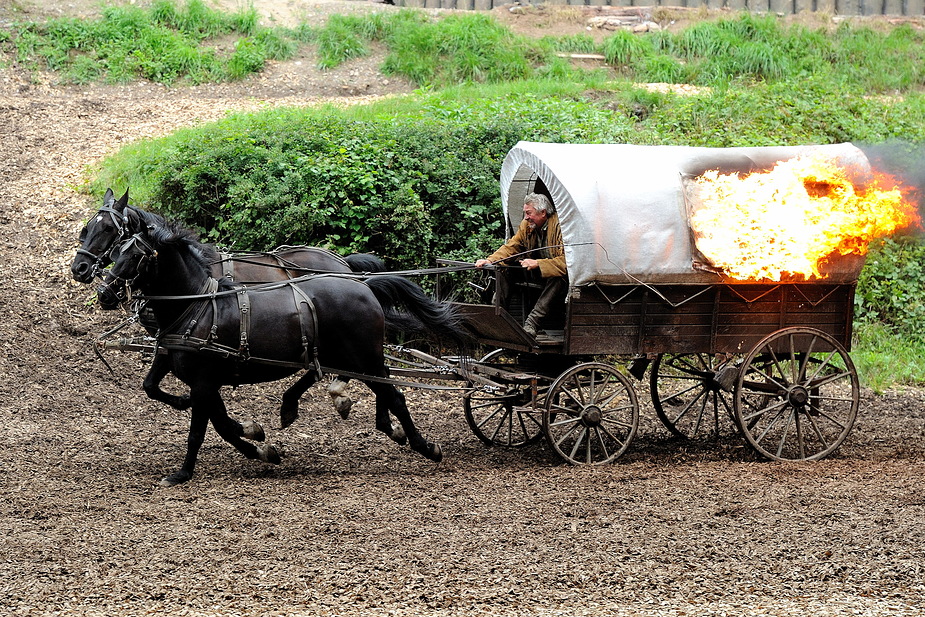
[{"xmin": 442, "ymin": 141, "xmax": 915, "ymax": 464}]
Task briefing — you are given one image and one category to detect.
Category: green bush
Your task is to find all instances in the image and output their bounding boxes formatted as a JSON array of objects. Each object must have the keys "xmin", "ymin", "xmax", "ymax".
[{"xmin": 856, "ymin": 236, "xmax": 925, "ymax": 341}]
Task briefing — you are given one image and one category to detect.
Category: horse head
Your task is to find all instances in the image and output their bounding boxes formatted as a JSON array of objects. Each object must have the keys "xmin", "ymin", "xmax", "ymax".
[
  {"xmin": 96, "ymin": 208, "xmax": 160, "ymax": 308},
  {"xmin": 97, "ymin": 211, "xmax": 213, "ymax": 309},
  {"xmin": 71, "ymin": 188, "xmax": 131, "ymax": 283}
]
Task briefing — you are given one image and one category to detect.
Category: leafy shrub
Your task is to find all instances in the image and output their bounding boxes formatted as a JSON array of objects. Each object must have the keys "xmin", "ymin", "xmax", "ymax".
[{"xmin": 856, "ymin": 237, "xmax": 925, "ymax": 341}]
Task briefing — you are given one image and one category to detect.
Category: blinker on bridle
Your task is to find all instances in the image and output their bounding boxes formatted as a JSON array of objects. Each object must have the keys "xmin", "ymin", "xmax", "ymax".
[{"xmin": 101, "ymin": 232, "xmax": 159, "ymax": 301}]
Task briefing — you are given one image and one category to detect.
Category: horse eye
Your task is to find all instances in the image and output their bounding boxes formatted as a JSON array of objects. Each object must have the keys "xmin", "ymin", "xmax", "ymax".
[{"xmin": 79, "ymin": 227, "xmax": 88, "ymax": 242}]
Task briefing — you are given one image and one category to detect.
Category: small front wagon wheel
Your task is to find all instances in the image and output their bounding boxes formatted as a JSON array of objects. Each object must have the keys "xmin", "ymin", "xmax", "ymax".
[
  {"xmin": 733, "ymin": 327, "xmax": 859, "ymax": 461},
  {"xmin": 464, "ymin": 386, "xmax": 543, "ymax": 447},
  {"xmin": 544, "ymin": 362, "xmax": 639, "ymax": 465}
]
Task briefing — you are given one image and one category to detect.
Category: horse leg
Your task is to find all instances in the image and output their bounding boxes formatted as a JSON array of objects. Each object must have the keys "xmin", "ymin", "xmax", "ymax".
[
  {"xmin": 208, "ymin": 411, "xmax": 266, "ymax": 442},
  {"xmin": 366, "ymin": 381, "xmax": 440, "ymax": 462},
  {"xmin": 373, "ymin": 385, "xmax": 407, "ymax": 446},
  {"xmin": 280, "ymin": 371, "xmax": 318, "ymax": 429},
  {"xmin": 209, "ymin": 399, "xmax": 281, "ymax": 466},
  {"xmin": 327, "ymin": 377, "xmax": 353, "ymax": 419},
  {"xmin": 161, "ymin": 387, "xmax": 280, "ymax": 487},
  {"xmin": 143, "ymin": 353, "xmax": 191, "ymax": 410},
  {"xmin": 160, "ymin": 389, "xmax": 212, "ymax": 487}
]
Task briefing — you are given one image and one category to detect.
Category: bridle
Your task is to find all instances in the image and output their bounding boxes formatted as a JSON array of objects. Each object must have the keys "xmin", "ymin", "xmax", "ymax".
[
  {"xmin": 76, "ymin": 206, "xmax": 130, "ymax": 280},
  {"xmin": 98, "ymin": 231, "xmax": 159, "ymax": 304}
]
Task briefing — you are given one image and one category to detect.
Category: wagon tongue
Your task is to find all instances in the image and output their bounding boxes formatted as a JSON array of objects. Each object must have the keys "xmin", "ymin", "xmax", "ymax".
[{"xmin": 687, "ymin": 154, "xmax": 920, "ymax": 282}]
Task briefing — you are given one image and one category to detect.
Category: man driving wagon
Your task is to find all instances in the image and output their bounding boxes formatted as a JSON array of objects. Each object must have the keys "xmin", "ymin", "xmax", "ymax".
[{"xmin": 475, "ymin": 192, "xmax": 567, "ymax": 337}]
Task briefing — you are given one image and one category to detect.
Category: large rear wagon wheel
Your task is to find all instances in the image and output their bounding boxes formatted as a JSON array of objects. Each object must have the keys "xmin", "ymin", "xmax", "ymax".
[
  {"xmin": 543, "ymin": 362, "xmax": 639, "ymax": 465},
  {"xmin": 650, "ymin": 352, "xmax": 738, "ymax": 439},
  {"xmin": 733, "ymin": 327, "xmax": 859, "ymax": 461}
]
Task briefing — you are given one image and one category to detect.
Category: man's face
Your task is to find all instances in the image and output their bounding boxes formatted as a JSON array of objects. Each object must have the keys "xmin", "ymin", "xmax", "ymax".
[{"xmin": 523, "ymin": 203, "xmax": 548, "ymax": 229}]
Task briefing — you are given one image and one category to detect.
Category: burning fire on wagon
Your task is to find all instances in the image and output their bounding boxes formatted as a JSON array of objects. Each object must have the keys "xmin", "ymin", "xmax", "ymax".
[{"xmin": 687, "ymin": 153, "xmax": 921, "ymax": 281}]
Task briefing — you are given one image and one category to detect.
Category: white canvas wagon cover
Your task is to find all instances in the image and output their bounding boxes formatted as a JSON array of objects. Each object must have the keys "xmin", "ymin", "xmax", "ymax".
[{"xmin": 500, "ymin": 141, "xmax": 872, "ymax": 287}]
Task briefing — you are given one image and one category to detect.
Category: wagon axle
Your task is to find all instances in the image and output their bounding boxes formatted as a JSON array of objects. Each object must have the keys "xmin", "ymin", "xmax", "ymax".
[
  {"xmin": 787, "ymin": 385, "xmax": 810, "ymax": 407},
  {"xmin": 578, "ymin": 405, "xmax": 603, "ymax": 428}
]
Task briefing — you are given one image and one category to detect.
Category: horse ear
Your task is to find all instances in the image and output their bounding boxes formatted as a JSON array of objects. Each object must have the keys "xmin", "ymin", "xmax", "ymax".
[
  {"xmin": 103, "ymin": 188, "xmax": 115, "ymax": 208},
  {"xmin": 123, "ymin": 206, "xmax": 143, "ymax": 233},
  {"xmin": 115, "ymin": 188, "xmax": 129, "ymax": 212}
]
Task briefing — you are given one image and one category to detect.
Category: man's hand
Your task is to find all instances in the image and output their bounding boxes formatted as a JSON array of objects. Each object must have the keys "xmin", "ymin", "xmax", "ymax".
[
  {"xmin": 520, "ymin": 258, "xmax": 539, "ymax": 270},
  {"xmin": 475, "ymin": 259, "xmax": 491, "ymax": 268}
]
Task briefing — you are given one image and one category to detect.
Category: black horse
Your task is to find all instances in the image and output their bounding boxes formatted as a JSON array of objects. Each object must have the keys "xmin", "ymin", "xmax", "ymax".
[
  {"xmin": 98, "ymin": 211, "xmax": 462, "ymax": 486},
  {"xmin": 73, "ymin": 188, "xmax": 385, "ymax": 416}
]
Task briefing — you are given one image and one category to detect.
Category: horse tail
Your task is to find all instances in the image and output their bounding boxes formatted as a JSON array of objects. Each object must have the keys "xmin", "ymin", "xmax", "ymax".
[
  {"xmin": 364, "ymin": 275, "xmax": 467, "ymax": 346},
  {"xmin": 345, "ymin": 253, "xmax": 386, "ymax": 273}
]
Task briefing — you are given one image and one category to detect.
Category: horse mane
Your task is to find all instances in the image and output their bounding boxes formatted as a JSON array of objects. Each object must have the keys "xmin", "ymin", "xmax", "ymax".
[
  {"xmin": 146, "ymin": 219, "xmax": 220, "ymax": 279},
  {"xmin": 127, "ymin": 204, "xmax": 167, "ymax": 229}
]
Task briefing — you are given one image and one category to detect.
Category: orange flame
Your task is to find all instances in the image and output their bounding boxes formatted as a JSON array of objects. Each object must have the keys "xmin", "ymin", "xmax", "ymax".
[{"xmin": 688, "ymin": 154, "xmax": 920, "ymax": 281}]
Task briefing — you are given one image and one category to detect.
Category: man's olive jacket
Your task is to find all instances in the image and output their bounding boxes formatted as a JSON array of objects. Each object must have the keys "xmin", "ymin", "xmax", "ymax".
[{"xmin": 486, "ymin": 213, "xmax": 566, "ymax": 279}]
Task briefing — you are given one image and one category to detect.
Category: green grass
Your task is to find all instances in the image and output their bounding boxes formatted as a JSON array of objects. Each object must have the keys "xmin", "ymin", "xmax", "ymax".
[
  {"xmin": 5, "ymin": 0, "xmax": 296, "ymax": 84},
  {"xmin": 853, "ymin": 321, "xmax": 925, "ymax": 392},
  {"xmin": 8, "ymin": 6, "xmax": 925, "ymax": 92}
]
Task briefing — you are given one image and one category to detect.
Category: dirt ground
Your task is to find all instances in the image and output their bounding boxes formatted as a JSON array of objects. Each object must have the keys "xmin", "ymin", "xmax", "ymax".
[{"xmin": 2, "ymin": 1, "xmax": 925, "ymax": 615}]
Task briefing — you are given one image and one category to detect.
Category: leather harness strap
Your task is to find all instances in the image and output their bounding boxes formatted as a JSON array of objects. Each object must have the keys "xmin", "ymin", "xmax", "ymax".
[
  {"xmin": 289, "ymin": 283, "xmax": 323, "ymax": 376},
  {"xmin": 157, "ymin": 278, "xmax": 322, "ymax": 373},
  {"xmin": 235, "ymin": 286, "xmax": 251, "ymax": 360},
  {"xmin": 220, "ymin": 252, "xmax": 236, "ymax": 281}
]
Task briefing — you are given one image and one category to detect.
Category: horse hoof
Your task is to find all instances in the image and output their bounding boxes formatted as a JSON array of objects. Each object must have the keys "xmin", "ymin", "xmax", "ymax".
[
  {"xmin": 280, "ymin": 405, "xmax": 298, "ymax": 429},
  {"xmin": 241, "ymin": 420, "xmax": 265, "ymax": 442},
  {"xmin": 159, "ymin": 471, "xmax": 191, "ymax": 487},
  {"xmin": 389, "ymin": 424, "xmax": 408, "ymax": 446},
  {"xmin": 333, "ymin": 396, "xmax": 352, "ymax": 420},
  {"xmin": 259, "ymin": 443, "xmax": 282, "ymax": 465},
  {"xmin": 425, "ymin": 442, "xmax": 443, "ymax": 463}
]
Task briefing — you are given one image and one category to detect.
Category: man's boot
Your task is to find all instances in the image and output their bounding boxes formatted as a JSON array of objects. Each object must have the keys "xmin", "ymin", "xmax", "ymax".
[{"xmin": 523, "ymin": 314, "xmax": 539, "ymax": 337}]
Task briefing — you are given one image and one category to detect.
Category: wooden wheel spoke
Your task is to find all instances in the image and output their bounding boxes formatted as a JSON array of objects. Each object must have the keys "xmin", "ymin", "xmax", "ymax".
[
  {"xmin": 740, "ymin": 396, "xmax": 788, "ymax": 424},
  {"xmin": 566, "ymin": 426, "xmax": 588, "ymax": 460},
  {"xmin": 806, "ymin": 369, "xmax": 852, "ymax": 389},
  {"xmin": 806, "ymin": 349, "xmax": 841, "ymax": 382},
  {"xmin": 796, "ymin": 336, "xmax": 818, "ymax": 382},
  {"xmin": 592, "ymin": 428, "xmax": 613, "ymax": 463},
  {"xmin": 600, "ymin": 416, "xmax": 634, "ymax": 434},
  {"xmin": 464, "ymin": 388, "xmax": 542, "ymax": 448},
  {"xmin": 661, "ymin": 381, "xmax": 706, "ymax": 405},
  {"xmin": 566, "ymin": 375, "xmax": 588, "ymax": 406},
  {"xmin": 651, "ymin": 353, "xmax": 736, "ymax": 440},
  {"xmin": 764, "ymin": 346, "xmax": 791, "ymax": 389},
  {"xmin": 804, "ymin": 401, "xmax": 849, "ymax": 432},
  {"xmin": 751, "ymin": 404, "xmax": 790, "ymax": 445},
  {"xmin": 801, "ymin": 405, "xmax": 833, "ymax": 450},
  {"xmin": 558, "ymin": 384, "xmax": 585, "ymax": 409},
  {"xmin": 472, "ymin": 401, "xmax": 507, "ymax": 431}
]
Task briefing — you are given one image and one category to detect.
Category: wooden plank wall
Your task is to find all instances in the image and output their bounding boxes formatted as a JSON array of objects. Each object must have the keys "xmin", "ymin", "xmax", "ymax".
[
  {"xmin": 564, "ymin": 283, "xmax": 854, "ymax": 356},
  {"xmin": 395, "ymin": 0, "xmax": 925, "ymax": 16}
]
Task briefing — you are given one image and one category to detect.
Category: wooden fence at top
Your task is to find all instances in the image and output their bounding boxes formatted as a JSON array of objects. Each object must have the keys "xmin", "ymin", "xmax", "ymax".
[{"xmin": 393, "ymin": 0, "xmax": 925, "ymax": 17}]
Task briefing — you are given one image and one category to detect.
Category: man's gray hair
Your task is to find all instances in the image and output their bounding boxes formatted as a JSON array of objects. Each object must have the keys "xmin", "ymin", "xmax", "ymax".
[{"xmin": 525, "ymin": 192, "xmax": 554, "ymax": 214}]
